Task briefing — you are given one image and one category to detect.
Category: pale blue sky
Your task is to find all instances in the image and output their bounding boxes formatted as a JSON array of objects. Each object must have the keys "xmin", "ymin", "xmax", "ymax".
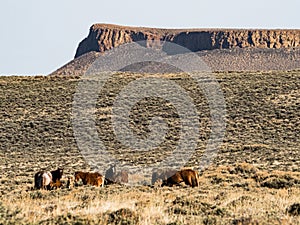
[{"xmin": 0, "ymin": 0, "xmax": 299, "ymax": 75}]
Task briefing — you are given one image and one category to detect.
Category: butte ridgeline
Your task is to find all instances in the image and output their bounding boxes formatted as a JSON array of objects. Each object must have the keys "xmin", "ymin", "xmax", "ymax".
[{"xmin": 51, "ymin": 23, "xmax": 300, "ymax": 75}]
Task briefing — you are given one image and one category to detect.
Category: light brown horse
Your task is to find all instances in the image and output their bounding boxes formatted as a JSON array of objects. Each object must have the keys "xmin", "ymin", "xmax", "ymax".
[{"xmin": 74, "ymin": 171, "xmax": 105, "ymax": 187}]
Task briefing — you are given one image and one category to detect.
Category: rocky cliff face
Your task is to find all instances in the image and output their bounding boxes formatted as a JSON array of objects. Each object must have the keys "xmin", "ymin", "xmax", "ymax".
[{"xmin": 75, "ymin": 24, "xmax": 300, "ymax": 58}]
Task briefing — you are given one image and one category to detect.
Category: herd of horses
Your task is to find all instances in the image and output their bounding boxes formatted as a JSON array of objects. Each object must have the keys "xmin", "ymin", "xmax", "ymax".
[{"xmin": 34, "ymin": 165, "xmax": 200, "ymax": 190}]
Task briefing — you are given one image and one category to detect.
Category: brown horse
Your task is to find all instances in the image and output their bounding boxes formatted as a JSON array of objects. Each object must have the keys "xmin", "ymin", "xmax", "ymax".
[
  {"xmin": 151, "ymin": 168, "xmax": 178, "ymax": 185},
  {"xmin": 162, "ymin": 169, "xmax": 200, "ymax": 188},
  {"xmin": 74, "ymin": 171, "xmax": 105, "ymax": 187}
]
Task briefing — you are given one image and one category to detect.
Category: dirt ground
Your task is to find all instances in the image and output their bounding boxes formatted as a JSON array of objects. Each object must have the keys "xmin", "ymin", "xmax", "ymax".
[{"xmin": 0, "ymin": 71, "xmax": 299, "ymax": 224}]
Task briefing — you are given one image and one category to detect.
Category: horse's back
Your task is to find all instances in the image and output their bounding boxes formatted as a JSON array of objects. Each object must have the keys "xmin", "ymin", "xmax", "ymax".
[{"xmin": 42, "ymin": 171, "xmax": 52, "ymax": 187}]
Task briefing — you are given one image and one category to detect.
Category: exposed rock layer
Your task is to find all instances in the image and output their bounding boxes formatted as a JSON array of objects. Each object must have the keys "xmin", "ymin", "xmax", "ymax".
[
  {"xmin": 51, "ymin": 48, "xmax": 300, "ymax": 76},
  {"xmin": 75, "ymin": 24, "xmax": 300, "ymax": 58}
]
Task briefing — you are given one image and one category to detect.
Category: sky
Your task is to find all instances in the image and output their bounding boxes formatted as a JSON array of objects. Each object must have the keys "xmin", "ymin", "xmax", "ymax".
[{"xmin": 0, "ymin": 0, "xmax": 299, "ymax": 75}]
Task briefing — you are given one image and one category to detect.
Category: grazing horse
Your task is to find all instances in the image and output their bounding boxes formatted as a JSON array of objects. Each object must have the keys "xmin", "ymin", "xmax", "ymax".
[
  {"xmin": 162, "ymin": 169, "xmax": 200, "ymax": 188},
  {"xmin": 74, "ymin": 171, "xmax": 105, "ymax": 187},
  {"xmin": 34, "ymin": 168, "xmax": 64, "ymax": 190},
  {"xmin": 105, "ymin": 165, "xmax": 129, "ymax": 184},
  {"xmin": 151, "ymin": 169, "xmax": 178, "ymax": 185}
]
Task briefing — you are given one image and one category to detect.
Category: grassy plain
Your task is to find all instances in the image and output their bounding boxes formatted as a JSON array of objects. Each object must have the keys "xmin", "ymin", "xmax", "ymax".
[{"xmin": 0, "ymin": 71, "xmax": 299, "ymax": 224}]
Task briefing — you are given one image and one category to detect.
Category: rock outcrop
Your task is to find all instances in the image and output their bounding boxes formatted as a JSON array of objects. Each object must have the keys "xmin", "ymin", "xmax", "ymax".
[
  {"xmin": 75, "ymin": 24, "xmax": 300, "ymax": 58},
  {"xmin": 50, "ymin": 24, "xmax": 300, "ymax": 75}
]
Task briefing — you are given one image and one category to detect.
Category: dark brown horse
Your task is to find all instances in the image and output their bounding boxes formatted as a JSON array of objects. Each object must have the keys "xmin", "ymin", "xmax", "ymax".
[{"xmin": 51, "ymin": 168, "xmax": 64, "ymax": 183}]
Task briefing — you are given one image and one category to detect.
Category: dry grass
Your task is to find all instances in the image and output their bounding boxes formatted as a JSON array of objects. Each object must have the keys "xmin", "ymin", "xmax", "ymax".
[{"xmin": 1, "ymin": 164, "xmax": 300, "ymax": 224}]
